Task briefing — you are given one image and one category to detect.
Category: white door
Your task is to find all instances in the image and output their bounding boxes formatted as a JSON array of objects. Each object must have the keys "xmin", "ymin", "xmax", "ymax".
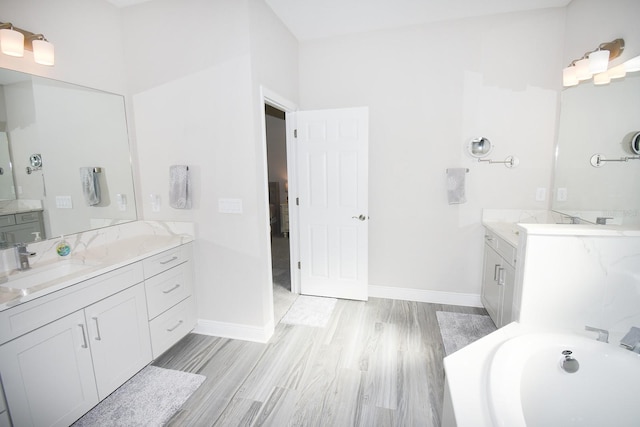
[{"xmin": 294, "ymin": 107, "xmax": 369, "ymax": 300}]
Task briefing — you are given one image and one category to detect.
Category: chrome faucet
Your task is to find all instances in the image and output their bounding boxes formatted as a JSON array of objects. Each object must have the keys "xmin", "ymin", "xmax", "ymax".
[
  {"xmin": 596, "ymin": 217, "xmax": 613, "ymax": 225},
  {"xmin": 620, "ymin": 327, "xmax": 640, "ymax": 353},
  {"xmin": 14, "ymin": 243, "xmax": 36, "ymax": 271},
  {"xmin": 585, "ymin": 325, "xmax": 609, "ymax": 343}
]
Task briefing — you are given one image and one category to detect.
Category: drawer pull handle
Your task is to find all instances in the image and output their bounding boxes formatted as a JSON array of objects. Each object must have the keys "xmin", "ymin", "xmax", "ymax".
[
  {"xmin": 163, "ymin": 284, "xmax": 181, "ymax": 294},
  {"xmin": 493, "ymin": 264, "xmax": 501, "ymax": 281},
  {"xmin": 93, "ymin": 317, "xmax": 102, "ymax": 341},
  {"xmin": 498, "ymin": 268, "xmax": 506, "ymax": 286},
  {"xmin": 167, "ymin": 320, "xmax": 184, "ymax": 332},
  {"xmin": 159, "ymin": 256, "xmax": 179, "ymax": 265},
  {"xmin": 79, "ymin": 324, "xmax": 88, "ymax": 349}
]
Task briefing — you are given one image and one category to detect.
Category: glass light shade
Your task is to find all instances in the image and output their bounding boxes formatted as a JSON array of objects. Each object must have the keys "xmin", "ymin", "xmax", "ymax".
[
  {"xmin": 562, "ymin": 66, "xmax": 578, "ymax": 87},
  {"xmin": 593, "ymin": 71, "xmax": 611, "ymax": 85},
  {"xmin": 0, "ymin": 28, "xmax": 24, "ymax": 57},
  {"xmin": 575, "ymin": 58, "xmax": 592, "ymax": 81},
  {"xmin": 608, "ymin": 64, "xmax": 626, "ymax": 79},
  {"xmin": 32, "ymin": 39, "xmax": 54, "ymax": 66},
  {"xmin": 624, "ymin": 55, "xmax": 640, "ymax": 72},
  {"xmin": 588, "ymin": 50, "xmax": 610, "ymax": 74}
]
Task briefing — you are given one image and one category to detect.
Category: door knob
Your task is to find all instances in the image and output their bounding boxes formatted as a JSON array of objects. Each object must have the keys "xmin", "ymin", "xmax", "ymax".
[{"xmin": 352, "ymin": 214, "xmax": 367, "ymax": 221}]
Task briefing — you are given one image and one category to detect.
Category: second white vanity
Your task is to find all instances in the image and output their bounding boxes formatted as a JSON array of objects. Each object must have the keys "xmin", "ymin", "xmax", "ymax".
[
  {"xmin": 0, "ymin": 221, "xmax": 196, "ymax": 427},
  {"xmin": 481, "ymin": 225, "xmax": 517, "ymax": 328}
]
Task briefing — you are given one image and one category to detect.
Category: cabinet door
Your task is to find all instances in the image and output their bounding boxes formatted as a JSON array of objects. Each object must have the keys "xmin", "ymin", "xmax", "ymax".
[
  {"xmin": 500, "ymin": 262, "xmax": 516, "ymax": 326},
  {"xmin": 481, "ymin": 245, "xmax": 503, "ymax": 327},
  {"xmin": 0, "ymin": 311, "xmax": 98, "ymax": 427},
  {"xmin": 86, "ymin": 283, "xmax": 152, "ymax": 399}
]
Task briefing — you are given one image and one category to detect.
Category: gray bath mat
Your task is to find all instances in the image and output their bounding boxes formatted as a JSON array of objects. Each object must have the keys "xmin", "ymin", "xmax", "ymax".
[
  {"xmin": 72, "ymin": 365, "xmax": 205, "ymax": 426},
  {"xmin": 280, "ymin": 295, "xmax": 337, "ymax": 327},
  {"xmin": 436, "ymin": 311, "xmax": 497, "ymax": 356}
]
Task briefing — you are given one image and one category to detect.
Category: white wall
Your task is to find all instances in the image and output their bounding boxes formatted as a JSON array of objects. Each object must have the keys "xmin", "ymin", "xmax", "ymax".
[
  {"xmin": 124, "ymin": 0, "xmax": 298, "ymax": 335},
  {"xmin": 299, "ymin": 9, "xmax": 564, "ymax": 298}
]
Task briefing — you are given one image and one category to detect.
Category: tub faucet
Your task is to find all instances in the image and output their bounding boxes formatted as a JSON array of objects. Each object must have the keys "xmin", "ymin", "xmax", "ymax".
[
  {"xmin": 585, "ymin": 325, "xmax": 609, "ymax": 343},
  {"xmin": 14, "ymin": 243, "xmax": 36, "ymax": 271},
  {"xmin": 620, "ymin": 327, "xmax": 640, "ymax": 353}
]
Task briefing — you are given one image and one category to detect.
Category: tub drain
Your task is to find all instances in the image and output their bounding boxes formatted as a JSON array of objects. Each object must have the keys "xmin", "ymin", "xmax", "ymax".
[{"xmin": 561, "ymin": 349, "xmax": 579, "ymax": 373}]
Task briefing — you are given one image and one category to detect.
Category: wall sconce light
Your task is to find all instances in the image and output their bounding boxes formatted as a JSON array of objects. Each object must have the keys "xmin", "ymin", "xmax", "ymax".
[
  {"xmin": 0, "ymin": 21, "xmax": 54, "ymax": 66},
  {"xmin": 562, "ymin": 38, "xmax": 625, "ymax": 87}
]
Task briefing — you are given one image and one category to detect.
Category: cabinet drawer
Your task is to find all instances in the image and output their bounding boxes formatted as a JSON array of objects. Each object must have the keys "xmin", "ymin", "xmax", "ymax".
[
  {"xmin": 15, "ymin": 212, "xmax": 40, "ymax": 224},
  {"xmin": 0, "ymin": 215, "xmax": 15, "ymax": 227},
  {"xmin": 143, "ymin": 243, "xmax": 192, "ymax": 279},
  {"xmin": 149, "ymin": 297, "xmax": 196, "ymax": 359},
  {"xmin": 145, "ymin": 262, "xmax": 193, "ymax": 320},
  {"xmin": 0, "ymin": 262, "xmax": 144, "ymax": 345},
  {"xmin": 484, "ymin": 229, "xmax": 516, "ymax": 267}
]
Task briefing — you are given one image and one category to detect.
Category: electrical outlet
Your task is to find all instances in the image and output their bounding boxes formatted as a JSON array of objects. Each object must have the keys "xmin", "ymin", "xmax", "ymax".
[
  {"xmin": 557, "ymin": 187, "xmax": 567, "ymax": 202},
  {"xmin": 218, "ymin": 198, "xmax": 243, "ymax": 214},
  {"xmin": 535, "ymin": 188, "xmax": 546, "ymax": 202}
]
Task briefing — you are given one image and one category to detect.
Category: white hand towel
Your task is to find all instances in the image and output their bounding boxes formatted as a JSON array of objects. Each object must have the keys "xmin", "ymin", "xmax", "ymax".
[
  {"xmin": 169, "ymin": 165, "xmax": 191, "ymax": 209},
  {"xmin": 447, "ymin": 168, "xmax": 467, "ymax": 204},
  {"xmin": 79, "ymin": 167, "xmax": 101, "ymax": 206}
]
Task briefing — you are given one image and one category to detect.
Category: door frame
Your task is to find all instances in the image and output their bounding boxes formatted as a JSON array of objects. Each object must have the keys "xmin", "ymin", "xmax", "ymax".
[{"xmin": 259, "ymin": 87, "xmax": 300, "ymax": 312}]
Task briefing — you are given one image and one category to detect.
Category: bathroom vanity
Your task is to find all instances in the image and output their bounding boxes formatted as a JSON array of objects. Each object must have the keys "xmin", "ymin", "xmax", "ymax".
[
  {"xmin": 481, "ymin": 225, "xmax": 517, "ymax": 328},
  {"xmin": 0, "ymin": 223, "xmax": 195, "ymax": 426}
]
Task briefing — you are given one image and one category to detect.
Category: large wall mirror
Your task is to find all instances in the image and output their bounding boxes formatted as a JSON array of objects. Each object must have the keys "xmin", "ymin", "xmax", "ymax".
[
  {"xmin": 552, "ymin": 72, "xmax": 640, "ymax": 226},
  {"xmin": 0, "ymin": 68, "xmax": 137, "ymax": 245}
]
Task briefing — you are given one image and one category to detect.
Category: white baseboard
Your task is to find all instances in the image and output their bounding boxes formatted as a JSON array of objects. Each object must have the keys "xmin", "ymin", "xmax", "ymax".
[
  {"xmin": 194, "ymin": 318, "xmax": 274, "ymax": 343},
  {"xmin": 368, "ymin": 284, "xmax": 483, "ymax": 307}
]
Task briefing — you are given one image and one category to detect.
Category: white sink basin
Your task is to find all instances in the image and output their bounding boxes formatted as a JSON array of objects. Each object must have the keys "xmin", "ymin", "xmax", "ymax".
[{"xmin": 0, "ymin": 261, "xmax": 95, "ymax": 292}]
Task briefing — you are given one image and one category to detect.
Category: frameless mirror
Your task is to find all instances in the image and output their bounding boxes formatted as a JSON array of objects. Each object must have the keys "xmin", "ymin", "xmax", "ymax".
[
  {"xmin": 468, "ymin": 137, "xmax": 493, "ymax": 158},
  {"xmin": 0, "ymin": 68, "xmax": 137, "ymax": 243},
  {"xmin": 552, "ymin": 73, "xmax": 640, "ymax": 226}
]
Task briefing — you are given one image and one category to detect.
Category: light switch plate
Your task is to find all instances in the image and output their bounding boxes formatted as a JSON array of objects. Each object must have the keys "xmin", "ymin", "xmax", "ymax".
[
  {"xmin": 218, "ymin": 198, "xmax": 243, "ymax": 214},
  {"xmin": 56, "ymin": 196, "xmax": 73, "ymax": 209},
  {"xmin": 535, "ymin": 187, "xmax": 546, "ymax": 202},
  {"xmin": 557, "ymin": 187, "xmax": 567, "ymax": 202}
]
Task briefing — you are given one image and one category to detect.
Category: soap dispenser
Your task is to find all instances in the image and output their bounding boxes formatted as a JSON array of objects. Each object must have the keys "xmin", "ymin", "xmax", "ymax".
[{"xmin": 56, "ymin": 236, "xmax": 71, "ymax": 257}]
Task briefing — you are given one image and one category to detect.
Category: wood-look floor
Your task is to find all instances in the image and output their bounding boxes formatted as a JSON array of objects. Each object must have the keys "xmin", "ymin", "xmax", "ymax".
[{"xmin": 154, "ymin": 297, "xmax": 486, "ymax": 427}]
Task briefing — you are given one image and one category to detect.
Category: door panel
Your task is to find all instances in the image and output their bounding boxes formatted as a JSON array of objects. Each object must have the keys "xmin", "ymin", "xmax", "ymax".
[{"xmin": 296, "ymin": 107, "xmax": 368, "ymax": 301}]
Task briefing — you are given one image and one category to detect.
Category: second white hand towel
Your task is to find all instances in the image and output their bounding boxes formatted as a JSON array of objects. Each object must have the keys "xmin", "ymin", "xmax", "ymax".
[{"xmin": 446, "ymin": 168, "xmax": 467, "ymax": 204}]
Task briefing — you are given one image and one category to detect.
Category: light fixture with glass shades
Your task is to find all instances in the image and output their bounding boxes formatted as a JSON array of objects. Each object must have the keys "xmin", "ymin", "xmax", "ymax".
[
  {"xmin": 0, "ymin": 21, "xmax": 54, "ymax": 66},
  {"xmin": 561, "ymin": 38, "xmax": 640, "ymax": 87}
]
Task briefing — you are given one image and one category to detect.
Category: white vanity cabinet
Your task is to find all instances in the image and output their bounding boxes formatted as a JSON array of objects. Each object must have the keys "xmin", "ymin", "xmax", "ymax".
[
  {"xmin": 0, "ymin": 240, "xmax": 196, "ymax": 427},
  {"xmin": 481, "ymin": 229, "xmax": 517, "ymax": 328},
  {"xmin": 0, "ymin": 267, "xmax": 151, "ymax": 427}
]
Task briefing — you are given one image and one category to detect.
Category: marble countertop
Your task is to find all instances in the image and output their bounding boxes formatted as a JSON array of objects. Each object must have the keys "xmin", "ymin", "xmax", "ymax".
[{"xmin": 0, "ymin": 233, "xmax": 194, "ymax": 311}]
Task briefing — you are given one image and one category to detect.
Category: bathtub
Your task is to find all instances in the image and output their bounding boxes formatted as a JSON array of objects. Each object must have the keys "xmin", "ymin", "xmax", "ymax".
[{"xmin": 488, "ymin": 332, "xmax": 640, "ymax": 427}]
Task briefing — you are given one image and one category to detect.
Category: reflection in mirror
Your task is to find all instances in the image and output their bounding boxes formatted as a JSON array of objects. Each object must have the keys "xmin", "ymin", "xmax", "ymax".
[
  {"xmin": 0, "ymin": 68, "xmax": 137, "ymax": 245},
  {"xmin": 552, "ymin": 73, "xmax": 640, "ymax": 226},
  {"xmin": 0, "ymin": 132, "xmax": 16, "ymax": 200}
]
